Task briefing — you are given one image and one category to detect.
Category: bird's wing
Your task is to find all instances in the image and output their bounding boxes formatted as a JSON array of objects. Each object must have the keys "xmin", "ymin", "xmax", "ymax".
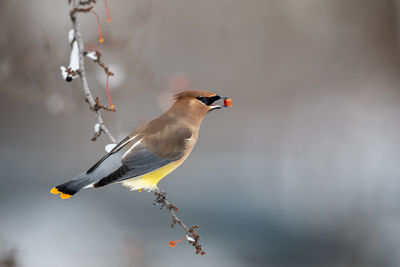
[
  {"xmin": 86, "ymin": 135, "xmax": 136, "ymax": 174},
  {"xmin": 93, "ymin": 126, "xmax": 192, "ymax": 188}
]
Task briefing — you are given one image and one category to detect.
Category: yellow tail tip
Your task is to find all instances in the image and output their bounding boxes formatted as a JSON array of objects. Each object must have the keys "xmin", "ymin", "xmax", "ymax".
[
  {"xmin": 60, "ymin": 193, "xmax": 72, "ymax": 199},
  {"xmin": 50, "ymin": 187, "xmax": 60, "ymax": 195}
]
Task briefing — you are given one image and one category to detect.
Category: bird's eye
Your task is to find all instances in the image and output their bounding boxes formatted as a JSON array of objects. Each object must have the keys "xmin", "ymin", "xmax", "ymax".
[
  {"xmin": 196, "ymin": 95, "xmax": 221, "ymax": 106},
  {"xmin": 196, "ymin": 97, "xmax": 210, "ymax": 105}
]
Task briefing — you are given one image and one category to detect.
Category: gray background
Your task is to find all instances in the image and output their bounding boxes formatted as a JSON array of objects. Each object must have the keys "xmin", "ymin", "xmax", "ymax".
[{"xmin": 1, "ymin": 0, "xmax": 400, "ymax": 266}]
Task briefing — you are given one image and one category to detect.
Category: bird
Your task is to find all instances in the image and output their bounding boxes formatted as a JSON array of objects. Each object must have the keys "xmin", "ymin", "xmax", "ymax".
[{"xmin": 50, "ymin": 90, "xmax": 232, "ymax": 199}]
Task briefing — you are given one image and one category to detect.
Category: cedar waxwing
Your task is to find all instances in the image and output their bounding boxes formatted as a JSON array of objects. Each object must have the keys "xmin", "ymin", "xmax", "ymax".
[{"xmin": 50, "ymin": 90, "xmax": 232, "ymax": 199}]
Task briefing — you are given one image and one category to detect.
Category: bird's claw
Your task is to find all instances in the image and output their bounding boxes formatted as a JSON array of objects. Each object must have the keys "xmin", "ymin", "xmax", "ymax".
[{"xmin": 154, "ymin": 190, "xmax": 167, "ymax": 209}]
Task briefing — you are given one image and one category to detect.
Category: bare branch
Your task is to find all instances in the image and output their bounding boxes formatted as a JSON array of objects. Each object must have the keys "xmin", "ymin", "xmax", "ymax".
[
  {"xmin": 70, "ymin": 6, "xmax": 93, "ymax": 20},
  {"xmin": 66, "ymin": 0, "xmax": 205, "ymax": 255},
  {"xmin": 69, "ymin": 0, "xmax": 116, "ymax": 144},
  {"xmin": 87, "ymin": 50, "xmax": 115, "ymax": 77},
  {"xmin": 79, "ymin": 0, "xmax": 96, "ymax": 5},
  {"xmin": 154, "ymin": 191, "xmax": 206, "ymax": 255}
]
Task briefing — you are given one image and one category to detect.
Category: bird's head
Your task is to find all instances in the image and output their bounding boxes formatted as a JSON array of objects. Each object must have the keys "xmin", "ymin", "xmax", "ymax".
[{"xmin": 172, "ymin": 90, "xmax": 232, "ymax": 120}]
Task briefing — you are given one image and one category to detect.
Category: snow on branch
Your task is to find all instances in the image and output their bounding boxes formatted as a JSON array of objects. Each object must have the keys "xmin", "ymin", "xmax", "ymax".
[{"xmin": 66, "ymin": 0, "xmax": 116, "ymax": 143}]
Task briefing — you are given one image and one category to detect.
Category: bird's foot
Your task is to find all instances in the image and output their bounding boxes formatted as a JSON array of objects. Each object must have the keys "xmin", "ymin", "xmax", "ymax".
[{"xmin": 154, "ymin": 190, "xmax": 167, "ymax": 209}]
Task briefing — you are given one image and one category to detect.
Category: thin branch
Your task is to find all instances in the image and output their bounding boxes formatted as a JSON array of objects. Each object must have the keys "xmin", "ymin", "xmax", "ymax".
[
  {"xmin": 67, "ymin": 0, "xmax": 205, "ymax": 255},
  {"xmin": 70, "ymin": 6, "xmax": 93, "ymax": 20},
  {"xmin": 70, "ymin": 0, "xmax": 116, "ymax": 144},
  {"xmin": 91, "ymin": 50, "xmax": 114, "ymax": 76},
  {"xmin": 79, "ymin": 0, "xmax": 96, "ymax": 5},
  {"xmin": 154, "ymin": 191, "xmax": 206, "ymax": 255}
]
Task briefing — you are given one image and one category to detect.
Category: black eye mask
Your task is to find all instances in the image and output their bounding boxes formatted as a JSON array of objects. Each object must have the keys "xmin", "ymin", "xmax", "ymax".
[{"xmin": 196, "ymin": 95, "xmax": 221, "ymax": 106}]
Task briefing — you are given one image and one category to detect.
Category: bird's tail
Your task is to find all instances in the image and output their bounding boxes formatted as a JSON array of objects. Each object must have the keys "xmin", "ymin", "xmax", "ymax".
[{"xmin": 50, "ymin": 173, "xmax": 94, "ymax": 199}]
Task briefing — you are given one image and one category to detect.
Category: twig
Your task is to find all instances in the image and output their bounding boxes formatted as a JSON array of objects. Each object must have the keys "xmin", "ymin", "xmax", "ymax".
[
  {"xmin": 67, "ymin": 0, "xmax": 205, "ymax": 255},
  {"xmin": 79, "ymin": 0, "xmax": 96, "ymax": 5},
  {"xmin": 91, "ymin": 50, "xmax": 114, "ymax": 76},
  {"xmin": 70, "ymin": 6, "xmax": 93, "ymax": 20},
  {"xmin": 69, "ymin": 0, "xmax": 116, "ymax": 143},
  {"xmin": 154, "ymin": 191, "xmax": 206, "ymax": 255}
]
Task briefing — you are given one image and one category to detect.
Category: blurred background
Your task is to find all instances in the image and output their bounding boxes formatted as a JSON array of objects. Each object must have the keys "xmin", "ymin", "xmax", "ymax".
[{"xmin": 1, "ymin": 0, "xmax": 400, "ymax": 266}]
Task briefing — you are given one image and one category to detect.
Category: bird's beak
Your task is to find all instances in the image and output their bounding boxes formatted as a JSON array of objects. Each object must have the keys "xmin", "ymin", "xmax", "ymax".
[{"xmin": 210, "ymin": 97, "xmax": 233, "ymax": 110}]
